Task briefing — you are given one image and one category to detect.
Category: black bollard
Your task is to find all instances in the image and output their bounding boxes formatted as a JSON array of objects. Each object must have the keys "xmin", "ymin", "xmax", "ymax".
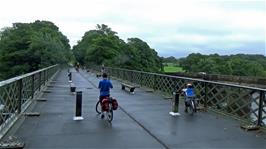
[
  {"xmin": 169, "ymin": 91, "xmax": 180, "ymax": 116},
  {"xmin": 173, "ymin": 91, "xmax": 179, "ymax": 112},
  {"xmin": 70, "ymin": 83, "xmax": 76, "ymax": 93},
  {"xmin": 68, "ymin": 72, "xmax": 72, "ymax": 82},
  {"xmin": 74, "ymin": 91, "xmax": 83, "ymax": 120}
]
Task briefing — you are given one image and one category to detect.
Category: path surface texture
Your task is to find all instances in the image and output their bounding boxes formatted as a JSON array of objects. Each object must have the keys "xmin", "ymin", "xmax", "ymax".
[{"xmin": 13, "ymin": 68, "xmax": 266, "ymax": 149}]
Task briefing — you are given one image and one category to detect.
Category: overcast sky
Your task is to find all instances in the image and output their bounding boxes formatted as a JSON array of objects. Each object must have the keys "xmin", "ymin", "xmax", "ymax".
[{"xmin": 0, "ymin": 0, "xmax": 265, "ymax": 58}]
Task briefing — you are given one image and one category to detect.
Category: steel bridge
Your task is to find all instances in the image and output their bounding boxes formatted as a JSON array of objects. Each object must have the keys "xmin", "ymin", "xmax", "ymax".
[{"xmin": 0, "ymin": 65, "xmax": 265, "ymax": 148}]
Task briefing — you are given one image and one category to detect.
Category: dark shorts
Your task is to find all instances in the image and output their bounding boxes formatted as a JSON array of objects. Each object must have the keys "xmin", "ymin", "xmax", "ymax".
[{"xmin": 99, "ymin": 95, "xmax": 110, "ymax": 103}]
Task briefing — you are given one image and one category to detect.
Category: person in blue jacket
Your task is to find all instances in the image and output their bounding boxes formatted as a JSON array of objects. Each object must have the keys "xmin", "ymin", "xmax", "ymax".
[
  {"xmin": 182, "ymin": 83, "xmax": 195, "ymax": 112},
  {"xmin": 98, "ymin": 73, "xmax": 113, "ymax": 118}
]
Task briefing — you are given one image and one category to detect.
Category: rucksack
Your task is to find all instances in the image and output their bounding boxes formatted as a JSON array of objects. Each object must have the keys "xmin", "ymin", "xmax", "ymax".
[
  {"xmin": 101, "ymin": 97, "xmax": 118, "ymax": 111},
  {"xmin": 101, "ymin": 98, "xmax": 109, "ymax": 111},
  {"xmin": 111, "ymin": 98, "xmax": 118, "ymax": 110}
]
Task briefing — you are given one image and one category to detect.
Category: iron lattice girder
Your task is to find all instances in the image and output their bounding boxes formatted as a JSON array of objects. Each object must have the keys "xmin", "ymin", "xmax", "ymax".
[
  {"xmin": 0, "ymin": 65, "xmax": 58, "ymax": 139},
  {"xmin": 107, "ymin": 67, "xmax": 266, "ymax": 126}
]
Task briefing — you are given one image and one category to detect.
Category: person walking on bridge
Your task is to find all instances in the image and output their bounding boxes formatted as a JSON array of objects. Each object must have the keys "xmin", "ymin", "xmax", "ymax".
[{"xmin": 101, "ymin": 64, "xmax": 105, "ymax": 74}]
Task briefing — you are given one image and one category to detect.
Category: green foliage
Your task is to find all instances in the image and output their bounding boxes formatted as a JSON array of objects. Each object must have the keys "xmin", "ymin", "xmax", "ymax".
[
  {"xmin": 73, "ymin": 24, "xmax": 162, "ymax": 72},
  {"xmin": 162, "ymin": 56, "xmax": 178, "ymax": 63},
  {"xmin": 179, "ymin": 53, "xmax": 266, "ymax": 77},
  {"xmin": 126, "ymin": 38, "xmax": 162, "ymax": 72},
  {"xmin": 0, "ymin": 20, "xmax": 72, "ymax": 80}
]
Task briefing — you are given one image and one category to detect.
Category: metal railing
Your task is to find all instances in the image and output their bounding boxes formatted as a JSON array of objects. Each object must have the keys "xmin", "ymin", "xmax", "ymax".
[
  {"xmin": 105, "ymin": 67, "xmax": 266, "ymax": 127},
  {"xmin": 0, "ymin": 65, "xmax": 59, "ymax": 138}
]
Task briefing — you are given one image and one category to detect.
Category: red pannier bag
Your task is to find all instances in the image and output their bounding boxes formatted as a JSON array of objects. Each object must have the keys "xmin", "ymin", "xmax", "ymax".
[
  {"xmin": 101, "ymin": 98, "xmax": 109, "ymax": 111},
  {"xmin": 112, "ymin": 98, "xmax": 118, "ymax": 110}
]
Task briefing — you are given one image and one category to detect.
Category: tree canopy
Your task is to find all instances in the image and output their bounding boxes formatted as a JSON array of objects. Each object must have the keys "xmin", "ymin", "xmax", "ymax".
[
  {"xmin": 179, "ymin": 53, "xmax": 266, "ymax": 77},
  {"xmin": 72, "ymin": 24, "xmax": 162, "ymax": 72},
  {"xmin": 0, "ymin": 20, "xmax": 72, "ymax": 80},
  {"xmin": 1, "ymin": 21, "xmax": 264, "ymax": 80}
]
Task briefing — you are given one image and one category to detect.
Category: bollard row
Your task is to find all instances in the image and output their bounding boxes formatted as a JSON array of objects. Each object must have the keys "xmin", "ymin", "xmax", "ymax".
[{"xmin": 68, "ymin": 69, "xmax": 83, "ymax": 120}]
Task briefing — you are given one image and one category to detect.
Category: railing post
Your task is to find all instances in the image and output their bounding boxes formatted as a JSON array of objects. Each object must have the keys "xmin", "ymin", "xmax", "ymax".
[
  {"xmin": 153, "ymin": 74, "xmax": 156, "ymax": 91},
  {"xmin": 119, "ymin": 69, "xmax": 121, "ymax": 80},
  {"xmin": 18, "ymin": 79, "xmax": 22, "ymax": 114},
  {"xmin": 257, "ymin": 91, "xmax": 265, "ymax": 126},
  {"xmin": 43, "ymin": 70, "xmax": 46, "ymax": 85},
  {"xmin": 140, "ymin": 72, "xmax": 143, "ymax": 86},
  {"xmin": 123, "ymin": 70, "xmax": 125, "ymax": 81},
  {"xmin": 47, "ymin": 69, "xmax": 50, "ymax": 79},
  {"xmin": 45, "ymin": 70, "xmax": 48, "ymax": 82},
  {"xmin": 39, "ymin": 72, "xmax": 42, "ymax": 91},
  {"xmin": 120, "ymin": 69, "xmax": 122, "ymax": 80},
  {"xmin": 31, "ymin": 74, "xmax": 35, "ymax": 99},
  {"xmin": 126, "ymin": 70, "xmax": 128, "ymax": 81},
  {"xmin": 204, "ymin": 82, "xmax": 208, "ymax": 108},
  {"xmin": 130, "ymin": 71, "xmax": 133, "ymax": 83},
  {"xmin": 49, "ymin": 68, "xmax": 52, "ymax": 78}
]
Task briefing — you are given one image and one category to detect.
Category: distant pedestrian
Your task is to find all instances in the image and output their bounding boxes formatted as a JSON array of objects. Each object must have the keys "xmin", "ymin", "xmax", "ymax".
[
  {"xmin": 75, "ymin": 62, "xmax": 80, "ymax": 72},
  {"xmin": 101, "ymin": 64, "xmax": 105, "ymax": 74}
]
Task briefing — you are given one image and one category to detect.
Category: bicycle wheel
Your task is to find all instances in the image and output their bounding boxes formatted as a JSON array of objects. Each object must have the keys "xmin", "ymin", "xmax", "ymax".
[
  {"xmin": 188, "ymin": 99, "xmax": 194, "ymax": 115},
  {"xmin": 107, "ymin": 103, "xmax": 113, "ymax": 122},
  {"xmin": 192, "ymin": 100, "xmax": 197, "ymax": 113},
  {"xmin": 96, "ymin": 100, "xmax": 101, "ymax": 114}
]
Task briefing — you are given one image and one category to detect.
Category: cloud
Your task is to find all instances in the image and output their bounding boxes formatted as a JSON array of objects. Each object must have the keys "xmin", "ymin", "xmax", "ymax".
[{"xmin": 0, "ymin": 0, "xmax": 265, "ymax": 57}]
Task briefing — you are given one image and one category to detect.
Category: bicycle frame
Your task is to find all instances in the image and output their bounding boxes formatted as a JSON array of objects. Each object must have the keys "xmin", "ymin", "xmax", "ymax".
[{"xmin": 186, "ymin": 96, "xmax": 197, "ymax": 115}]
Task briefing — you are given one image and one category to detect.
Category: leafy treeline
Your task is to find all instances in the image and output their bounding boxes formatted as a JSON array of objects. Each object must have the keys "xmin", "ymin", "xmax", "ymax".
[
  {"xmin": 162, "ymin": 56, "xmax": 180, "ymax": 66},
  {"xmin": 73, "ymin": 24, "xmax": 162, "ymax": 72},
  {"xmin": 162, "ymin": 56, "xmax": 178, "ymax": 64},
  {"xmin": 1, "ymin": 20, "xmax": 264, "ymax": 80},
  {"xmin": 0, "ymin": 20, "xmax": 72, "ymax": 80},
  {"xmin": 179, "ymin": 53, "xmax": 266, "ymax": 77}
]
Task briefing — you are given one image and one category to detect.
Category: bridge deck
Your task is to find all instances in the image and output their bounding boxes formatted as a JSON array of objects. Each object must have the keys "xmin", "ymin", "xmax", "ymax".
[{"xmin": 12, "ymin": 69, "xmax": 266, "ymax": 148}]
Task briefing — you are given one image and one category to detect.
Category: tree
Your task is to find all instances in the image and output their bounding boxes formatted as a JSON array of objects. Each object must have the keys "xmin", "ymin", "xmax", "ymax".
[
  {"xmin": 126, "ymin": 38, "xmax": 161, "ymax": 72},
  {"xmin": 179, "ymin": 53, "xmax": 266, "ymax": 77},
  {"xmin": 162, "ymin": 56, "xmax": 177, "ymax": 63},
  {"xmin": 72, "ymin": 24, "xmax": 162, "ymax": 72},
  {"xmin": 0, "ymin": 20, "xmax": 72, "ymax": 80}
]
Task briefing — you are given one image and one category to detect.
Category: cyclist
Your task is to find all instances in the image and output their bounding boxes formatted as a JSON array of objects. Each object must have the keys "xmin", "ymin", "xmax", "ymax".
[
  {"xmin": 98, "ymin": 73, "xmax": 113, "ymax": 118},
  {"xmin": 182, "ymin": 83, "xmax": 196, "ymax": 112}
]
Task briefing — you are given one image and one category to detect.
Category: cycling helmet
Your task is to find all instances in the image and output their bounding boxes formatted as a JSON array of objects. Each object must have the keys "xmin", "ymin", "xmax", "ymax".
[{"xmin": 186, "ymin": 83, "xmax": 193, "ymax": 87}]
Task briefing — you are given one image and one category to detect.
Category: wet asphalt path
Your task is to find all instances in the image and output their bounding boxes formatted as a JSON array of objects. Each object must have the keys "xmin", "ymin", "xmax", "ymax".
[{"xmin": 13, "ymin": 68, "xmax": 266, "ymax": 149}]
